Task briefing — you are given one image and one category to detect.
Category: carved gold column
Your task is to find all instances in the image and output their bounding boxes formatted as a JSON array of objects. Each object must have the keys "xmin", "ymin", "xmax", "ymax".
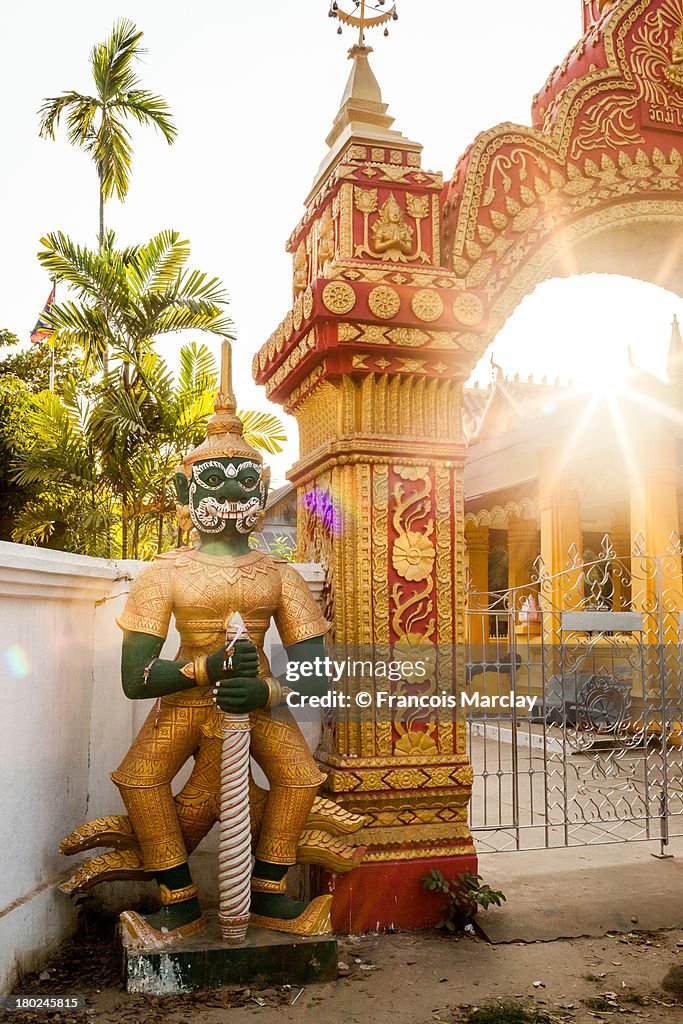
[
  {"xmin": 538, "ymin": 448, "xmax": 582, "ymax": 656},
  {"xmin": 630, "ymin": 435, "xmax": 681, "ymax": 564},
  {"xmin": 507, "ymin": 514, "xmax": 539, "ymax": 595},
  {"xmin": 609, "ymin": 510, "xmax": 631, "ymax": 611},
  {"xmin": 630, "ymin": 433, "xmax": 683, "ymax": 624},
  {"xmin": 465, "ymin": 523, "xmax": 489, "ymax": 648},
  {"xmin": 254, "ymin": 47, "xmax": 482, "ymax": 930}
]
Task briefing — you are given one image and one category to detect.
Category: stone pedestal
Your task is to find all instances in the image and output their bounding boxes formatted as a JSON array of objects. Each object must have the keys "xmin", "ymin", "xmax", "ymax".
[{"xmin": 121, "ymin": 923, "xmax": 338, "ymax": 994}]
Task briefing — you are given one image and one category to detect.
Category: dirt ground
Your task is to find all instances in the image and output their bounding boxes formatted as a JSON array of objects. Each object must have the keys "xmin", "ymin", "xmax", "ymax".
[{"xmin": 4, "ymin": 911, "xmax": 683, "ymax": 1024}]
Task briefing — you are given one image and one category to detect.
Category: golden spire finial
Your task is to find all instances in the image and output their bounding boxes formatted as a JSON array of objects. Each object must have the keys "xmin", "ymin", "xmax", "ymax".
[
  {"xmin": 180, "ymin": 337, "xmax": 263, "ymax": 470},
  {"xmin": 329, "ymin": 1, "xmax": 398, "ymax": 48},
  {"xmin": 215, "ymin": 338, "xmax": 237, "ymax": 415}
]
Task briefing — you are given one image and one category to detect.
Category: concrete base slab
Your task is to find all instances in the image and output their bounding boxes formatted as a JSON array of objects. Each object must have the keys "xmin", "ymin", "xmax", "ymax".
[
  {"xmin": 121, "ymin": 921, "xmax": 338, "ymax": 994},
  {"xmin": 476, "ymin": 838, "xmax": 683, "ymax": 943}
]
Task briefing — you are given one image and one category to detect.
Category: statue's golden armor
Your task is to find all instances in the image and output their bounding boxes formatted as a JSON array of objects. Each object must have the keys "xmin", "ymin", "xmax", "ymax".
[{"xmin": 112, "ymin": 546, "xmax": 330, "ymax": 872}]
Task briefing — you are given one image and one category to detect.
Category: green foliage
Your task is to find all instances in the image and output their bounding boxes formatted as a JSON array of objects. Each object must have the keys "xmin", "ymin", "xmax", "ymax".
[
  {"xmin": 38, "ymin": 19, "xmax": 176, "ymax": 212},
  {"xmin": 584, "ymin": 996, "xmax": 617, "ymax": 1012},
  {"xmin": 422, "ymin": 869, "xmax": 506, "ymax": 931},
  {"xmin": 462, "ymin": 1004, "xmax": 552, "ymax": 1024},
  {"xmin": 11, "ymin": 344, "xmax": 286, "ymax": 559},
  {"xmin": 0, "ymin": 376, "xmax": 38, "ymax": 540},
  {"xmin": 252, "ymin": 534, "xmax": 297, "ymax": 561},
  {"xmin": 0, "ymin": 329, "xmax": 93, "ymax": 395},
  {"xmin": 38, "ymin": 229, "xmax": 234, "ymax": 373}
]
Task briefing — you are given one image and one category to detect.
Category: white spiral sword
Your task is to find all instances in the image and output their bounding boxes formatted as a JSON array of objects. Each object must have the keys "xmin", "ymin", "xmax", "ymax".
[{"xmin": 217, "ymin": 616, "xmax": 253, "ymax": 944}]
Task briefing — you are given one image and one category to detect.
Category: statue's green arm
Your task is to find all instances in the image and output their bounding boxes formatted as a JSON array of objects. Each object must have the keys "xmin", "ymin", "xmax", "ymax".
[
  {"xmin": 120, "ymin": 630, "xmax": 243, "ymax": 699},
  {"xmin": 282, "ymin": 635, "xmax": 328, "ymax": 699},
  {"xmin": 122, "ymin": 631, "xmax": 327, "ymax": 705},
  {"xmin": 120, "ymin": 631, "xmax": 193, "ymax": 700}
]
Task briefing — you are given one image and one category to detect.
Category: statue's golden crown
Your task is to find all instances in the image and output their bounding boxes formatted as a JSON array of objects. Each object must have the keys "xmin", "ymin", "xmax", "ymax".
[{"xmin": 179, "ymin": 340, "xmax": 264, "ymax": 474}]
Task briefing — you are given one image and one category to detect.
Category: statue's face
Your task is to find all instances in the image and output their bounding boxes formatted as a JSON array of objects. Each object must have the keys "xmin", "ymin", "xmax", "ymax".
[{"xmin": 176, "ymin": 457, "xmax": 267, "ymax": 537}]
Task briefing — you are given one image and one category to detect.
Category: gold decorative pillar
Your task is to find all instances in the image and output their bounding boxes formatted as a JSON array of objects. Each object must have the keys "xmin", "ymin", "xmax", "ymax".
[
  {"xmin": 538, "ymin": 448, "xmax": 582, "ymax": 639},
  {"xmin": 507, "ymin": 514, "xmax": 539, "ymax": 594},
  {"xmin": 630, "ymin": 435, "xmax": 681, "ymax": 562},
  {"xmin": 629, "ymin": 429, "xmax": 683, "ymax": 715},
  {"xmin": 609, "ymin": 510, "xmax": 631, "ymax": 611},
  {"xmin": 630, "ymin": 434, "xmax": 683, "ymax": 620},
  {"xmin": 254, "ymin": 44, "xmax": 482, "ymax": 931},
  {"xmin": 465, "ymin": 522, "xmax": 489, "ymax": 648}
]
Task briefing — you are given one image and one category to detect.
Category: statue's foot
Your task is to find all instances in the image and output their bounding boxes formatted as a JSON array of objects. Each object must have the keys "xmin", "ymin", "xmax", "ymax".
[
  {"xmin": 250, "ymin": 888, "xmax": 333, "ymax": 936},
  {"xmin": 120, "ymin": 887, "xmax": 205, "ymax": 949}
]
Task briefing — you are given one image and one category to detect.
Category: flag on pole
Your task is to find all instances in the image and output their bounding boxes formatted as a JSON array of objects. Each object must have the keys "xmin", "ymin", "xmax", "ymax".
[{"xmin": 30, "ymin": 288, "xmax": 55, "ymax": 345}]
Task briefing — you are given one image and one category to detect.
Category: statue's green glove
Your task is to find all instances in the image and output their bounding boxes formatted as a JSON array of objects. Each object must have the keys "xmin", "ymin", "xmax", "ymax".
[
  {"xmin": 206, "ymin": 639, "xmax": 259, "ymax": 683},
  {"xmin": 214, "ymin": 677, "xmax": 269, "ymax": 713}
]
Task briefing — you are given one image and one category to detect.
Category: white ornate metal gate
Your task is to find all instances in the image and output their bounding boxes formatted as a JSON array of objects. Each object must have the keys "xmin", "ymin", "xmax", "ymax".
[{"xmin": 465, "ymin": 536, "xmax": 683, "ymax": 853}]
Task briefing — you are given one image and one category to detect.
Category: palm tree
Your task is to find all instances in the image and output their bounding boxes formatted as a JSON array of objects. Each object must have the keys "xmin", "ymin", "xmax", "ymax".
[
  {"xmin": 37, "ymin": 229, "xmax": 234, "ymax": 382},
  {"xmin": 12, "ymin": 344, "xmax": 287, "ymax": 559},
  {"xmin": 11, "ymin": 386, "xmax": 117, "ymax": 557},
  {"xmin": 38, "ymin": 19, "xmax": 176, "ymax": 248}
]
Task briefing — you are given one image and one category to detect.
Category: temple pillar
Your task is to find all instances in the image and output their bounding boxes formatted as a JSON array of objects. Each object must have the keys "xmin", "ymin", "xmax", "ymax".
[
  {"xmin": 254, "ymin": 45, "xmax": 480, "ymax": 931},
  {"xmin": 507, "ymin": 514, "xmax": 539, "ymax": 595},
  {"xmin": 538, "ymin": 449, "xmax": 582, "ymax": 653},
  {"xmin": 609, "ymin": 510, "xmax": 631, "ymax": 611},
  {"xmin": 540, "ymin": 448, "xmax": 581, "ymax": 606},
  {"xmin": 465, "ymin": 523, "xmax": 489, "ymax": 648},
  {"xmin": 630, "ymin": 435, "xmax": 681, "ymax": 561},
  {"xmin": 630, "ymin": 434, "xmax": 683, "ymax": 625}
]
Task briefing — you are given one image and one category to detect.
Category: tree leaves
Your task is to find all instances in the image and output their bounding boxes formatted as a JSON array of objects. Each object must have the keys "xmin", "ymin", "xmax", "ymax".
[
  {"xmin": 10, "ymin": 342, "xmax": 287, "ymax": 558},
  {"xmin": 238, "ymin": 410, "xmax": 287, "ymax": 455},
  {"xmin": 38, "ymin": 19, "xmax": 176, "ymax": 206},
  {"xmin": 37, "ymin": 230, "xmax": 235, "ymax": 372}
]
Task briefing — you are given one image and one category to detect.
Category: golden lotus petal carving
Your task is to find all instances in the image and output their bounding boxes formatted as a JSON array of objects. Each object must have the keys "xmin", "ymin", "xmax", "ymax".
[{"xmin": 392, "ymin": 529, "xmax": 436, "ymax": 582}]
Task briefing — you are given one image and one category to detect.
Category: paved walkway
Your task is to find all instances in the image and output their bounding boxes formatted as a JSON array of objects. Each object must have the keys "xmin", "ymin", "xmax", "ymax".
[{"xmin": 477, "ymin": 837, "xmax": 683, "ymax": 942}]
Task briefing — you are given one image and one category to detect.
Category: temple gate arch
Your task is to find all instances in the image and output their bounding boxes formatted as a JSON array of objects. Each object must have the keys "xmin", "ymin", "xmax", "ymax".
[
  {"xmin": 255, "ymin": 0, "xmax": 683, "ymax": 927},
  {"xmin": 441, "ymin": 0, "xmax": 683, "ymax": 358}
]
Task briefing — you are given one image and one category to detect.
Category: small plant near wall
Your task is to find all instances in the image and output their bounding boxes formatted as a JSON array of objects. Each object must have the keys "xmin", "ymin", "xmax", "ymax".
[{"xmin": 421, "ymin": 869, "xmax": 506, "ymax": 932}]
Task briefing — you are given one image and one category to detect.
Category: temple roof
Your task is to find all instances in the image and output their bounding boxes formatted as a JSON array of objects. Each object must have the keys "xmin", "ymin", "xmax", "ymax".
[{"xmin": 463, "ymin": 375, "xmax": 570, "ymax": 442}]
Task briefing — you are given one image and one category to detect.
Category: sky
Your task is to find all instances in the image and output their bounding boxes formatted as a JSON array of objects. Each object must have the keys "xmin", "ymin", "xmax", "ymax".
[{"xmin": 2, "ymin": 1, "xmax": 681, "ymax": 483}]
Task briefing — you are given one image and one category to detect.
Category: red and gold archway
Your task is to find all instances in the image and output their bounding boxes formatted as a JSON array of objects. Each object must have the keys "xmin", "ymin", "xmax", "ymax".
[
  {"xmin": 442, "ymin": 0, "xmax": 683, "ymax": 356},
  {"xmin": 254, "ymin": 0, "xmax": 683, "ymax": 931}
]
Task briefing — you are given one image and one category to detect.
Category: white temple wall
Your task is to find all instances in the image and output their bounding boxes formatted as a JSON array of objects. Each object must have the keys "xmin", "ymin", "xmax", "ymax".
[{"xmin": 0, "ymin": 541, "xmax": 324, "ymax": 993}]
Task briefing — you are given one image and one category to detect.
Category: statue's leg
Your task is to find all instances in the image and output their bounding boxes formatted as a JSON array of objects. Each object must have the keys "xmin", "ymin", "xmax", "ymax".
[
  {"xmin": 111, "ymin": 700, "xmax": 210, "ymax": 943},
  {"xmin": 248, "ymin": 706, "xmax": 326, "ymax": 924},
  {"xmin": 174, "ymin": 735, "xmax": 221, "ymax": 855}
]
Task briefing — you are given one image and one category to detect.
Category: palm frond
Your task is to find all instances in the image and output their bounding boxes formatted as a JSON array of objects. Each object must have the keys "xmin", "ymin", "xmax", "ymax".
[
  {"xmin": 144, "ymin": 306, "xmax": 235, "ymax": 338},
  {"xmin": 65, "ymin": 96, "xmax": 100, "ymax": 148},
  {"xmin": 95, "ymin": 111, "xmax": 134, "ymax": 202},
  {"xmin": 178, "ymin": 342, "xmax": 217, "ymax": 396},
  {"xmin": 91, "ymin": 19, "xmax": 144, "ymax": 101},
  {"xmin": 126, "ymin": 230, "xmax": 188, "ymax": 295},
  {"xmin": 238, "ymin": 409, "xmax": 287, "ymax": 454},
  {"xmin": 38, "ymin": 92, "xmax": 99, "ymax": 142},
  {"xmin": 90, "ymin": 388, "xmax": 150, "ymax": 455},
  {"xmin": 174, "ymin": 269, "xmax": 231, "ymax": 306},
  {"xmin": 112, "ymin": 90, "xmax": 177, "ymax": 143},
  {"xmin": 38, "ymin": 231, "xmax": 124, "ymax": 304}
]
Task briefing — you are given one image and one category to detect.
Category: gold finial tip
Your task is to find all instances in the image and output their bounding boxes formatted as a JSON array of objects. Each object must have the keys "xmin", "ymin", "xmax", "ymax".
[
  {"xmin": 330, "ymin": 2, "xmax": 397, "ymax": 48},
  {"xmin": 215, "ymin": 338, "xmax": 237, "ymax": 415}
]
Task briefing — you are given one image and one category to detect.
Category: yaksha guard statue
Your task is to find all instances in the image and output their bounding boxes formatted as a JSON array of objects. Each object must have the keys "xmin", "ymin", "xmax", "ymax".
[{"xmin": 60, "ymin": 341, "xmax": 365, "ymax": 947}]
